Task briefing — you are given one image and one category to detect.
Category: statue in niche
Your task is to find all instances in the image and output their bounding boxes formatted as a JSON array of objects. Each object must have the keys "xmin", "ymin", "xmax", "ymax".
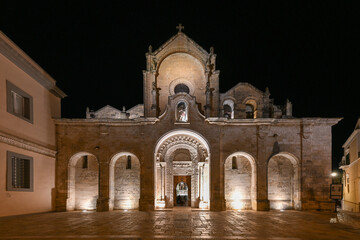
[{"xmin": 177, "ymin": 102, "xmax": 188, "ymax": 122}]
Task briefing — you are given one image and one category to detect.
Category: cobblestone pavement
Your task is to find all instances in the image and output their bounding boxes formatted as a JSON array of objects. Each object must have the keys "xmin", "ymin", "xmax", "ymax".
[{"xmin": 0, "ymin": 208, "xmax": 359, "ymax": 240}]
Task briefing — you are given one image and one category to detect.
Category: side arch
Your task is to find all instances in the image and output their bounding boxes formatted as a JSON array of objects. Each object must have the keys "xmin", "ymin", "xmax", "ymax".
[
  {"xmin": 109, "ymin": 152, "xmax": 141, "ymax": 210},
  {"xmin": 267, "ymin": 152, "xmax": 301, "ymax": 210},
  {"xmin": 224, "ymin": 152, "xmax": 257, "ymax": 210},
  {"xmin": 67, "ymin": 152, "xmax": 99, "ymax": 211}
]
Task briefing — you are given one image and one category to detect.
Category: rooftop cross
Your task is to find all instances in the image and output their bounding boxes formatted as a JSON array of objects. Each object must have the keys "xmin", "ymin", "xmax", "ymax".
[{"xmin": 176, "ymin": 23, "xmax": 184, "ymax": 32}]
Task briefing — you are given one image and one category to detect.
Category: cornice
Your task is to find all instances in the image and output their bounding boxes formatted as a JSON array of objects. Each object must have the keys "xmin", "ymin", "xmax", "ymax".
[
  {"xmin": 0, "ymin": 31, "xmax": 66, "ymax": 99},
  {"xmin": 0, "ymin": 130, "xmax": 57, "ymax": 157},
  {"xmin": 342, "ymin": 129, "xmax": 360, "ymax": 148}
]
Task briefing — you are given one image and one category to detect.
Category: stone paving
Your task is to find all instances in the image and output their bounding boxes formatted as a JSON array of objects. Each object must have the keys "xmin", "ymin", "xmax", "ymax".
[{"xmin": 0, "ymin": 208, "xmax": 359, "ymax": 239}]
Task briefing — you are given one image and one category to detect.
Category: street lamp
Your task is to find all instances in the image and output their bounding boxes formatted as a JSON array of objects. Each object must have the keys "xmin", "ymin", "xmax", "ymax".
[{"xmin": 331, "ymin": 172, "xmax": 337, "ymax": 177}]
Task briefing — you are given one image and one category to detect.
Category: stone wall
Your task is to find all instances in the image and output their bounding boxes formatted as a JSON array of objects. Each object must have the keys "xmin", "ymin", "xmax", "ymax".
[
  {"xmin": 268, "ymin": 155, "xmax": 294, "ymax": 210},
  {"xmin": 74, "ymin": 155, "xmax": 98, "ymax": 210},
  {"xmin": 114, "ymin": 155, "xmax": 140, "ymax": 209},
  {"xmin": 225, "ymin": 155, "xmax": 252, "ymax": 209}
]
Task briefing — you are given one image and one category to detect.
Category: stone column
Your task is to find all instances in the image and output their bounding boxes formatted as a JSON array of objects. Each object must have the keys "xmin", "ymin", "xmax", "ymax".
[
  {"xmin": 55, "ymin": 151, "xmax": 68, "ymax": 212},
  {"xmin": 255, "ymin": 126, "xmax": 270, "ymax": 211},
  {"xmin": 97, "ymin": 160, "xmax": 110, "ymax": 212}
]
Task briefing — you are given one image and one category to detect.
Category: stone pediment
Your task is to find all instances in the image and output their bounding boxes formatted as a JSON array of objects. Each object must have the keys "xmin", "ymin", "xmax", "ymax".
[
  {"xmin": 152, "ymin": 32, "xmax": 209, "ymax": 67},
  {"xmin": 86, "ymin": 105, "xmax": 128, "ymax": 119},
  {"xmin": 223, "ymin": 82, "xmax": 265, "ymax": 97}
]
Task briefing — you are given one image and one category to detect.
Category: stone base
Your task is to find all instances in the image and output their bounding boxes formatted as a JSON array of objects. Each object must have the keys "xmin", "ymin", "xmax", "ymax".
[
  {"xmin": 302, "ymin": 200, "xmax": 335, "ymax": 211},
  {"xmin": 139, "ymin": 198, "xmax": 155, "ymax": 211},
  {"xmin": 96, "ymin": 197, "xmax": 109, "ymax": 212},
  {"xmin": 254, "ymin": 199, "xmax": 270, "ymax": 211}
]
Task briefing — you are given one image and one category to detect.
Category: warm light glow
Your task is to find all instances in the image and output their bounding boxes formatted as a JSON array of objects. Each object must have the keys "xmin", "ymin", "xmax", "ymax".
[
  {"xmin": 119, "ymin": 200, "xmax": 135, "ymax": 210},
  {"xmin": 331, "ymin": 172, "xmax": 337, "ymax": 177},
  {"xmin": 199, "ymin": 201, "xmax": 208, "ymax": 209},
  {"xmin": 156, "ymin": 200, "xmax": 165, "ymax": 209},
  {"xmin": 232, "ymin": 200, "xmax": 244, "ymax": 210}
]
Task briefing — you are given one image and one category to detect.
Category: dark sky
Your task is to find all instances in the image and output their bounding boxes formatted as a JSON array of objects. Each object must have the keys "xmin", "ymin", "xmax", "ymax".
[{"xmin": 1, "ymin": 1, "xmax": 359, "ymax": 169}]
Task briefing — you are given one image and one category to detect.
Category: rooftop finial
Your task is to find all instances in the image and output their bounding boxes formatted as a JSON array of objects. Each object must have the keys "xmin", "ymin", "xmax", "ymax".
[{"xmin": 176, "ymin": 23, "xmax": 184, "ymax": 32}]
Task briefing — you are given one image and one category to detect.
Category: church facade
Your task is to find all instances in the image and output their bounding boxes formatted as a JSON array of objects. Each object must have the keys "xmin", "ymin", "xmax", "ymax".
[{"xmin": 55, "ymin": 28, "xmax": 340, "ymax": 212}]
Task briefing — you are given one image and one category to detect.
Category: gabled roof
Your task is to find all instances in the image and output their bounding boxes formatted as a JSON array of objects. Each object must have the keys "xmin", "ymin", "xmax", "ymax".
[
  {"xmin": 153, "ymin": 32, "xmax": 209, "ymax": 56},
  {"xmin": 223, "ymin": 82, "xmax": 265, "ymax": 96},
  {"xmin": 95, "ymin": 105, "xmax": 121, "ymax": 113}
]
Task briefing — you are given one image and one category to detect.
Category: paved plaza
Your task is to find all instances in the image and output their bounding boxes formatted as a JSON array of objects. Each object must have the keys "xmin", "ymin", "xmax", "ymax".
[{"xmin": 0, "ymin": 208, "xmax": 359, "ymax": 240}]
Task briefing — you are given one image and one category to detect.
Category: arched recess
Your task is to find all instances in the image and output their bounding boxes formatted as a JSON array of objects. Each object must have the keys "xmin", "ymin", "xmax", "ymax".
[
  {"xmin": 67, "ymin": 152, "xmax": 99, "ymax": 211},
  {"xmin": 244, "ymin": 99, "xmax": 257, "ymax": 119},
  {"xmin": 223, "ymin": 99, "xmax": 235, "ymax": 119},
  {"xmin": 267, "ymin": 152, "xmax": 301, "ymax": 210},
  {"xmin": 154, "ymin": 129, "xmax": 210, "ymax": 209},
  {"xmin": 156, "ymin": 53, "xmax": 206, "ymax": 115},
  {"xmin": 224, "ymin": 152, "xmax": 257, "ymax": 210},
  {"xmin": 109, "ymin": 152, "xmax": 140, "ymax": 210}
]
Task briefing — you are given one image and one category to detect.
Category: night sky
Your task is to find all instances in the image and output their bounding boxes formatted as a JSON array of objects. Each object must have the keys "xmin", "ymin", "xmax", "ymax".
[{"xmin": 1, "ymin": 1, "xmax": 359, "ymax": 169}]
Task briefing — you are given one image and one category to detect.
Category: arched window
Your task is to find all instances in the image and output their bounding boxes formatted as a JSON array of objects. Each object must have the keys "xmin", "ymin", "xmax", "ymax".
[
  {"xmin": 223, "ymin": 104, "xmax": 232, "ymax": 119},
  {"xmin": 232, "ymin": 156, "xmax": 237, "ymax": 169},
  {"xmin": 126, "ymin": 155, "xmax": 132, "ymax": 169},
  {"xmin": 223, "ymin": 99, "xmax": 235, "ymax": 119},
  {"xmin": 245, "ymin": 104, "xmax": 254, "ymax": 119},
  {"xmin": 176, "ymin": 101, "xmax": 188, "ymax": 122},
  {"xmin": 174, "ymin": 84, "xmax": 190, "ymax": 94}
]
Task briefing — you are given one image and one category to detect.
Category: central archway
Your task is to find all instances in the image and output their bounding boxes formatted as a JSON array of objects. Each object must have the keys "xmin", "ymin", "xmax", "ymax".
[{"xmin": 154, "ymin": 129, "xmax": 210, "ymax": 209}]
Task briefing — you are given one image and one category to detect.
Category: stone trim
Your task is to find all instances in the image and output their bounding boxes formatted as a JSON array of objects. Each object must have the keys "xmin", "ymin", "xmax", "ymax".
[
  {"xmin": 0, "ymin": 130, "xmax": 56, "ymax": 157},
  {"xmin": 0, "ymin": 31, "xmax": 66, "ymax": 99}
]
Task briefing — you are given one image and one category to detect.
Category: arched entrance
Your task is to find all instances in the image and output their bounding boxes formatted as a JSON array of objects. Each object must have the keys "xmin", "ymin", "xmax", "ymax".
[
  {"xmin": 267, "ymin": 152, "xmax": 301, "ymax": 210},
  {"xmin": 109, "ymin": 152, "xmax": 140, "ymax": 210},
  {"xmin": 67, "ymin": 152, "xmax": 99, "ymax": 211},
  {"xmin": 154, "ymin": 130, "xmax": 210, "ymax": 209},
  {"xmin": 224, "ymin": 152, "xmax": 257, "ymax": 210}
]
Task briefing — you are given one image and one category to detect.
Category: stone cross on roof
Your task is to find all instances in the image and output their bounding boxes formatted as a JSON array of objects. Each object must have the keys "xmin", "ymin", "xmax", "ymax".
[{"xmin": 176, "ymin": 23, "xmax": 184, "ymax": 32}]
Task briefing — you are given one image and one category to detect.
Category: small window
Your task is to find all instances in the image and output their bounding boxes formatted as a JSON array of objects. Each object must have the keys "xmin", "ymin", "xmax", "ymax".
[
  {"xmin": 174, "ymin": 84, "xmax": 190, "ymax": 94},
  {"xmin": 126, "ymin": 155, "xmax": 132, "ymax": 169},
  {"xmin": 6, "ymin": 81, "xmax": 33, "ymax": 123},
  {"xmin": 245, "ymin": 104, "xmax": 254, "ymax": 119},
  {"xmin": 82, "ymin": 156, "xmax": 88, "ymax": 169},
  {"xmin": 232, "ymin": 156, "xmax": 237, "ymax": 169},
  {"xmin": 177, "ymin": 102, "xmax": 188, "ymax": 122},
  {"xmin": 345, "ymin": 153, "xmax": 350, "ymax": 165},
  {"xmin": 7, "ymin": 151, "xmax": 33, "ymax": 192},
  {"xmin": 223, "ymin": 104, "xmax": 232, "ymax": 118}
]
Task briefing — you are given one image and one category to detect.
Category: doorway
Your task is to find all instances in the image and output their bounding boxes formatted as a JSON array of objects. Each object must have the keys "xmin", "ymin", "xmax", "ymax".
[{"xmin": 174, "ymin": 176, "xmax": 191, "ymax": 206}]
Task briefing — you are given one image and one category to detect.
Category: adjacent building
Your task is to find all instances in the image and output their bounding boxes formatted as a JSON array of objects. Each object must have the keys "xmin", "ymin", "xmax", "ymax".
[
  {"xmin": 340, "ymin": 118, "xmax": 360, "ymax": 212},
  {"xmin": 0, "ymin": 31, "xmax": 66, "ymax": 217}
]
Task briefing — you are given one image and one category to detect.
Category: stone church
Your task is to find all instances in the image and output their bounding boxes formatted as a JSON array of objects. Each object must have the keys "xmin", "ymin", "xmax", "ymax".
[{"xmin": 55, "ymin": 26, "xmax": 340, "ymax": 212}]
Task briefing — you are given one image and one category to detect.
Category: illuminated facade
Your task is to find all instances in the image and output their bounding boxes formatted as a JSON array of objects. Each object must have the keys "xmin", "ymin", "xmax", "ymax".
[
  {"xmin": 55, "ymin": 27, "xmax": 340, "ymax": 212},
  {"xmin": 340, "ymin": 118, "xmax": 360, "ymax": 212},
  {"xmin": 0, "ymin": 31, "xmax": 65, "ymax": 217}
]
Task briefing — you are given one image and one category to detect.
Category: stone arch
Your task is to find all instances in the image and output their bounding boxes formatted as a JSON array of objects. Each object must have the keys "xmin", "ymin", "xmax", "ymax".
[
  {"xmin": 169, "ymin": 78, "xmax": 195, "ymax": 96},
  {"xmin": 243, "ymin": 98, "xmax": 258, "ymax": 119},
  {"xmin": 267, "ymin": 152, "xmax": 301, "ymax": 210},
  {"xmin": 156, "ymin": 52, "xmax": 207, "ymax": 115},
  {"xmin": 109, "ymin": 152, "xmax": 140, "ymax": 210},
  {"xmin": 222, "ymin": 99, "xmax": 235, "ymax": 119},
  {"xmin": 154, "ymin": 129, "xmax": 210, "ymax": 209},
  {"xmin": 224, "ymin": 152, "xmax": 257, "ymax": 210},
  {"xmin": 67, "ymin": 152, "xmax": 99, "ymax": 211},
  {"xmin": 156, "ymin": 50, "xmax": 207, "ymax": 72}
]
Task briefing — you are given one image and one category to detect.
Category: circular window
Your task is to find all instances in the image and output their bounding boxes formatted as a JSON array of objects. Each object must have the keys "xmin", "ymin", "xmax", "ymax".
[{"xmin": 174, "ymin": 84, "xmax": 190, "ymax": 94}]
